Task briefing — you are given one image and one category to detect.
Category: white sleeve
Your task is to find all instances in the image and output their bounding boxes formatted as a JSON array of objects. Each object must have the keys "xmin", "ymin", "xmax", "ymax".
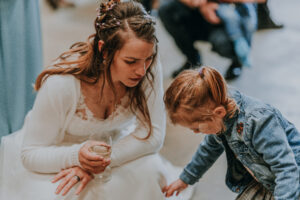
[
  {"xmin": 21, "ymin": 76, "xmax": 82, "ymax": 173},
  {"xmin": 110, "ymin": 62, "xmax": 166, "ymax": 167}
]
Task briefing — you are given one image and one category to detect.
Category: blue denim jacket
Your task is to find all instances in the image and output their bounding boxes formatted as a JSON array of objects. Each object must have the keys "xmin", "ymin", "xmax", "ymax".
[{"xmin": 180, "ymin": 90, "xmax": 300, "ymax": 200}]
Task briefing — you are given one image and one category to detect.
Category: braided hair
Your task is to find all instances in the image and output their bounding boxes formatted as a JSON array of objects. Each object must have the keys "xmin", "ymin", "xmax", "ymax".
[{"xmin": 35, "ymin": 0, "xmax": 158, "ymax": 139}]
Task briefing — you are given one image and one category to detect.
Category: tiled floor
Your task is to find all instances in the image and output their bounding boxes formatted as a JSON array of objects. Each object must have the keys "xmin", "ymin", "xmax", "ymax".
[{"xmin": 41, "ymin": 0, "xmax": 300, "ymax": 199}]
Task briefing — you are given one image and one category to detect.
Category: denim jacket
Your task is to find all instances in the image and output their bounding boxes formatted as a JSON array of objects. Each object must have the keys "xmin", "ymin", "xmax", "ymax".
[{"xmin": 180, "ymin": 90, "xmax": 300, "ymax": 200}]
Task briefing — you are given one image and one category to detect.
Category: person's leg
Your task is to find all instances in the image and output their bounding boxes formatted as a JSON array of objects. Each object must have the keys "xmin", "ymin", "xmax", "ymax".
[
  {"xmin": 159, "ymin": 0, "xmax": 207, "ymax": 77},
  {"xmin": 238, "ymin": 3, "xmax": 257, "ymax": 45},
  {"xmin": 216, "ymin": 4, "xmax": 244, "ymax": 41},
  {"xmin": 209, "ymin": 28, "xmax": 243, "ymax": 80},
  {"xmin": 217, "ymin": 4, "xmax": 251, "ymax": 68}
]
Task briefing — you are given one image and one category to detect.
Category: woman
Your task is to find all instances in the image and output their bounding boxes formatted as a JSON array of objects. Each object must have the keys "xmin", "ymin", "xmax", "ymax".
[{"xmin": 0, "ymin": 1, "xmax": 193, "ymax": 199}]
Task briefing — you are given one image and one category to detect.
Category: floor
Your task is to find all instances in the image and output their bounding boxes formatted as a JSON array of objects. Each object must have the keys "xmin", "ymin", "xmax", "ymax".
[{"xmin": 40, "ymin": 0, "xmax": 300, "ymax": 199}]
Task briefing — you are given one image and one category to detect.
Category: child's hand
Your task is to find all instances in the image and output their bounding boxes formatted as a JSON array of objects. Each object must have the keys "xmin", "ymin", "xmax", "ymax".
[{"xmin": 162, "ymin": 179, "xmax": 188, "ymax": 197}]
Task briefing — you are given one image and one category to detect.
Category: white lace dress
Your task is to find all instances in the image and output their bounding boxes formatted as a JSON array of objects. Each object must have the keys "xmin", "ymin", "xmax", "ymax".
[{"xmin": 0, "ymin": 75, "xmax": 193, "ymax": 200}]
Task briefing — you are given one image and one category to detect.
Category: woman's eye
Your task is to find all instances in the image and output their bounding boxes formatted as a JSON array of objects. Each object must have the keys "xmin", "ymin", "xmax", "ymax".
[
  {"xmin": 125, "ymin": 60, "xmax": 136, "ymax": 64},
  {"xmin": 146, "ymin": 56, "xmax": 153, "ymax": 61}
]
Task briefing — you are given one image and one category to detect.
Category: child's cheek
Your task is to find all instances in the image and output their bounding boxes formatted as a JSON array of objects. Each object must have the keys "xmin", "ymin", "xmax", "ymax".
[{"xmin": 198, "ymin": 124, "xmax": 209, "ymax": 133}]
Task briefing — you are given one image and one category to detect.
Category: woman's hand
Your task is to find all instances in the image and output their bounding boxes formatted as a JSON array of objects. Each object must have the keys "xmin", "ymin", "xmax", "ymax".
[
  {"xmin": 52, "ymin": 166, "xmax": 93, "ymax": 196},
  {"xmin": 199, "ymin": 2, "xmax": 221, "ymax": 24},
  {"xmin": 162, "ymin": 179, "xmax": 188, "ymax": 197},
  {"xmin": 78, "ymin": 141, "xmax": 111, "ymax": 174}
]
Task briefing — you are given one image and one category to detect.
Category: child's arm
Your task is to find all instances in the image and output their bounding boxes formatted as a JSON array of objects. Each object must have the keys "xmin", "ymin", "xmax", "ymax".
[
  {"xmin": 162, "ymin": 179, "xmax": 188, "ymax": 197},
  {"xmin": 180, "ymin": 135, "xmax": 224, "ymax": 185},
  {"xmin": 248, "ymin": 109, "xmax": 299, "ymax": 199}
]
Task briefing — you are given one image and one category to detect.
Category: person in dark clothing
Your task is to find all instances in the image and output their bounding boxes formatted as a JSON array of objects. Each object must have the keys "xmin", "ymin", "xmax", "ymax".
[
  {"xmin": 159, "ymin": 0, "xmax": 274, "ymax": 80},
  {"xmin": 159, "ymin": 0, "xmax": 254, "ymax": 80}
]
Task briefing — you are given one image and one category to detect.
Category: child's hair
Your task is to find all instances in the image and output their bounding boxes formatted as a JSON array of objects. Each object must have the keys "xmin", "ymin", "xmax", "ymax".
[
  {"xmin": 35, "ymin": 0, "xmax": 157, "ymax": 139},
  {"xmin": 164, "ymin": 66, "xmax": 238, "ymax": 125}
]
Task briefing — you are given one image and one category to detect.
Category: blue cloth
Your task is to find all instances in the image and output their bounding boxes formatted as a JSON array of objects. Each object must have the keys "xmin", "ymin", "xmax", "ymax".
[
  {"xmin": 180, "ymin": 90, "xmax": 300, "ymax": 200},
  {"xmin": 216, "ymin": 3, "xmax": 257, "ymax": 67},
  {"xmin": 216, "ymin": 3, "xmax": 257, "ymax": 44},
  {"xmin": 0, "ymin": 0, "xmax": 42, "ymax": 138}
]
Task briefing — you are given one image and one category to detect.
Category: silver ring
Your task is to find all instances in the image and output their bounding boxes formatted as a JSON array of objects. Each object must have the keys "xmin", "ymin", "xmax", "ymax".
[{"xmin": 74, "ymin": 175, "xmax": 80, "ymax": 182}]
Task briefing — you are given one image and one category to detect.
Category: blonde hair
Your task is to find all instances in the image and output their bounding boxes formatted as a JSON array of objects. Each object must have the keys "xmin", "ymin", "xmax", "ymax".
[
  {"xmin": 35, "ymin": 1, "xmax": 157, "ymax": 139},
  {"xmin": 164, "ymin": 66, "xmax": 238, "ymax": 125}
]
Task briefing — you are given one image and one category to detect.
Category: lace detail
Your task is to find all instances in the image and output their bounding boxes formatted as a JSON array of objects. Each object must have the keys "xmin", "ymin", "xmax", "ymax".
[
  {"xmin": 66, "ymin": 91, "xmax": 134, "ymax": 138},
  {"xmin": 75, "ymin": 91, "xmax": 130, "ymax": 122}
]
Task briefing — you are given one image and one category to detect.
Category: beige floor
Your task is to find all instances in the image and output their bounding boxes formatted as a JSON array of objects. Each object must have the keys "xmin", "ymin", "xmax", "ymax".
[{"xmin": 40, "ymin": 0, "xmax": 300, "ymax": 199}]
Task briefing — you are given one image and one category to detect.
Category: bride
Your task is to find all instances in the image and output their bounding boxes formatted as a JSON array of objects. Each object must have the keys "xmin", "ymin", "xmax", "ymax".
[{"xmin": 0, "ymin": 1, "xmax": 193, "ymax": 199}]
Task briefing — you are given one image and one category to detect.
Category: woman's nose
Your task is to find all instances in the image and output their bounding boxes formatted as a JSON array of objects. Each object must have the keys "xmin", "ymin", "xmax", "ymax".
[{"xmin": 136, "ymin": 63, "xmax": 146, "ymax": 76}]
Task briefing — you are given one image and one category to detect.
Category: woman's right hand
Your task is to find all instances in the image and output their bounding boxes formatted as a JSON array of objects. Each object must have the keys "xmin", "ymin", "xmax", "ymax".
[
  {"xmin": 162, "ymin": 179, "xmax": 188, "ymax": 197},
  {"xmin": 78, "ymin": 140, "xmax": 111, "ymax": 174}
]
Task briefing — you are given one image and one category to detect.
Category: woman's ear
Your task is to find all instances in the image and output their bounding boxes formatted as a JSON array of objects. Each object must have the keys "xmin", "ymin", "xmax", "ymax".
[{"xmin": 213, "ymin": 106, "xmax": 226, "ymax": 119}]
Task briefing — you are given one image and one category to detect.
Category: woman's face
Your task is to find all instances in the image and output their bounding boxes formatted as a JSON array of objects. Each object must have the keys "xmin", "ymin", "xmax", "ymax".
[{"xmin": 110, "ymin": 36, "xmax": 155, "ymax": 88}]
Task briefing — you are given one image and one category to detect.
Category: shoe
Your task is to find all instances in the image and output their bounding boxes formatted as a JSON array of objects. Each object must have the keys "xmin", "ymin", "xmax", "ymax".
[
  {"xmin": 258, "ymin": 21, "xmax": 284, "ymax": 30},
  {"xmin": 257, "ymin": 4, "xmax": 284, "ymax": 30},
  {"xmin": 172, "ymin": 61, "xmax": 199, "ymax": 78},
  {"xmin": 225, "ymin": 63, "xmax": 242, "ymax": 81}
]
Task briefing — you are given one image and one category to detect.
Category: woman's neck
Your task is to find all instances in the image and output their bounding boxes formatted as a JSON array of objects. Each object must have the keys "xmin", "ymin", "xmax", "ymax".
[{"xmin": 81, "ymin": 75, "xmax": 127, "ymax": 102}]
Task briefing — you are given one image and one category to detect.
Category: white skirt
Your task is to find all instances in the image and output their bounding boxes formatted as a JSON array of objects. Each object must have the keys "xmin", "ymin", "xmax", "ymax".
[{"xmin": 0, "ymin": 130, "xmax": 194, "ymax": 200}]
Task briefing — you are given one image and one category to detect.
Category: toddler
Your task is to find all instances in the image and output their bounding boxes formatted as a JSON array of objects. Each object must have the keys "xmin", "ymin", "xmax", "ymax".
[{"xmin": 163, "ymin": 66, "xmax": 300, "ymax": 199}]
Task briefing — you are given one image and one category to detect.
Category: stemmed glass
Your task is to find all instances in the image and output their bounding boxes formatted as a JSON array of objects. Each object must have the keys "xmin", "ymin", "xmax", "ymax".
[{"xmin": 89, "ymin": 133, "xmax": 112, "ymax": 182}]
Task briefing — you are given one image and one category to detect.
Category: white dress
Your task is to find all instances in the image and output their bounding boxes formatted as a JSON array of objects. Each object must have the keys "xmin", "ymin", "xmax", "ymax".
[{"xmin": 0, "ymin": 66, "xmax": 193, "ymax": 199}]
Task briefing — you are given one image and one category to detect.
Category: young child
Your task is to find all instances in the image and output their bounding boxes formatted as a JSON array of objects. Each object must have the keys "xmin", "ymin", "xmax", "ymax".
[{"xmin": 162, "ymin": 66, "xmax": 300, "ymax": 199}]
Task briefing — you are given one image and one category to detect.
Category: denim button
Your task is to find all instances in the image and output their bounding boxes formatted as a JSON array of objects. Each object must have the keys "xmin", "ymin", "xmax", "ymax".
[{"xmin": 236, "ymin": 188, "xmax": 240, "ymax": 192}]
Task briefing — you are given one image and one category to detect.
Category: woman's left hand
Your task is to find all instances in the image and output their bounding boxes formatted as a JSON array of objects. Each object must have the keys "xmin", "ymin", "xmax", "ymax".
[{"xmin": 52, "ymin": 166, "xmax": 94, "ymax": 196}]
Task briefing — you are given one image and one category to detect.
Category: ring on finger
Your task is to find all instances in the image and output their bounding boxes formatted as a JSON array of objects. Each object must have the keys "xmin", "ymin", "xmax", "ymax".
[{"xmin": 74, "ymin": 175, "xmax": 81, "ymax": 182}]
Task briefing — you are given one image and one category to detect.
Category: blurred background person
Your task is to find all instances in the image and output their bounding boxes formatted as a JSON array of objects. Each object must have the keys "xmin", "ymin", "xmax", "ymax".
[
  {"xmin": 159, "ymin": 0, "xmax": 265, "ymax": 80},
  {"xmin": 0, "ymin": 0, "xmax": 42, "ymax": 138}
]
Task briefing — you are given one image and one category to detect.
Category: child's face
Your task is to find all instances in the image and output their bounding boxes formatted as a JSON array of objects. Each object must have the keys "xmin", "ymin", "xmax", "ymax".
[
  {"xmin": 175, "ymin": 106, "xmax": 226, "ymax": 134},
  {"xmin": 178, "ymin": 118, "xmax": 223, "ymax": 134}
]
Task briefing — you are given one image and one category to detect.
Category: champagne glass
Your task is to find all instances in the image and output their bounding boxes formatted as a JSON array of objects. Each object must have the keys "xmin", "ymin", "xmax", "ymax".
[{"xmin": 89, "ymin": 133, "xmax": 112, "ymax": 182}]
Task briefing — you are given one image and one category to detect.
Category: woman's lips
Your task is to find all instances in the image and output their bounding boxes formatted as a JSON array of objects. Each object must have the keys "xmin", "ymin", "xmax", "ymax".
[{"xmin": 130, "ymin": 77, "xmax": 143, "ymax": 82}]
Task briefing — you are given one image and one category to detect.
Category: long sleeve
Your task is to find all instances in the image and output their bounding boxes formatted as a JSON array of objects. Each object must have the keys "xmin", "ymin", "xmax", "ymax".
[
  {"xmin": 110, "ymin": 62, "xmax": 166, "ymax": 167},
  {"xmin": 249, "ymin": 109, "xmax": 299, "ymax": 200},
  {"xmin": 21, "ymin": 75, "xmax": 82, "ymax": 173},
  {"xmin": 180, "ymin": 135, "xmax": 224, "ymax": 185}
]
